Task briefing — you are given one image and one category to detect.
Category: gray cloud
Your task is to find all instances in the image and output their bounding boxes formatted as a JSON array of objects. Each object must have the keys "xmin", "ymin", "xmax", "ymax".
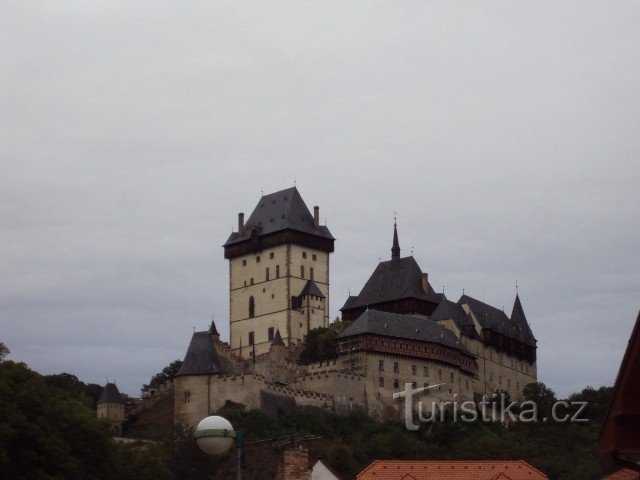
[{"xmin": 2, "ymin": 1, "xmax": 639, "ymax": 397}]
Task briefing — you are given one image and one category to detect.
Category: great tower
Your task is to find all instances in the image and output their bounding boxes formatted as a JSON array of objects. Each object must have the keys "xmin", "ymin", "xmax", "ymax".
[{"xmin": 223, "ymin": 187, "xmax": 334, "ymax": 358}]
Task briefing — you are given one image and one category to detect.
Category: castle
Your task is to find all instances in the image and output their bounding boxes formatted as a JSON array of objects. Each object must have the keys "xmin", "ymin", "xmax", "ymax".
[{"xmin": 174, "ymin": 187, "xmax": 537, "ymax": 427}]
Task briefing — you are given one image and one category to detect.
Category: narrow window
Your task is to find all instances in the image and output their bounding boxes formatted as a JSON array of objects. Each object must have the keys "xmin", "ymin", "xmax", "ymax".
[
  {"xmin": 312, "ymin": 254, "xmax": 317, "ymax": 261},
  {"xmin": 310, "ymin": 267, "xmax": 314, "ymax": 280},
  {"xmin": 411, "ymin": 365, "xmax": 417, "ymax": 375},
  {"xmin": 438, "ymin": 369, "xmax": 442, "ymax": 380},
  {"xmin": 242, "ymin": 259, "xmax": 247, "ymax": 266},
  {"xmin": 450, "ymin": 371, "xmax": 454, "ymax": 382},
  {"xmin": 268, "ymin": 327, "xmax": 274, "ymax": 341},
  {"xmin": 249, "ymin": 296, "xmax": 255, "ymax": 318},
  {"xmin": 517, "ymin": 382, "xmax": 520, "ymax": 391},
  {"xmin": 423, "ymin": 366, "xmax": 429, "ymax": 377},
  {"xmin": 378, "ymin": 360, "xmax": 384, "ymax": 372},
  {"xmin": 393, "ymin": 379, "xmax": 399, "ymax": 389},
  {"xmin": 250, "ymin": 278, "xmax": 254, "ymax": 285},
  {"xmin": 270, "ymin": 252, "xmax": 274, "ymax": 259},
  {"xmin": 378, "ymin": 377, "xmax": 384, "ymax": 387},
  {"xmin": 265, "ymin": 267, "xmax": 270, "ymax": 281},
  {"xmin": 184, "ymin": 390, "xmax": 190, "ymax": 403},
  {"xmin": 248, "ymin": 331, "xmax": 254, "ymax": 345},
  {"xmin": 490, "ymin": 372, "xmax": 494, "ymax": 381},
  {"xmin": 393, "ymin": 362, "xmax": 399, "ymax": 373},
  {"xmin": 256, "ymin": 256, "xmax": 260, "ymax": 263},
  {"xmin": 276, "ymin": 265, "xmax": 280, "ymax": 278},
  {"xmin": 412, "ymin": 382, "xmax": 417, "ymax": 389},
  {"xmin": 302, "ymin": 252, "xmax": 307, "ymax": 259},
  {"xmin": 301, "ymin": 266, "xmax": 305, "ymax": 278}
]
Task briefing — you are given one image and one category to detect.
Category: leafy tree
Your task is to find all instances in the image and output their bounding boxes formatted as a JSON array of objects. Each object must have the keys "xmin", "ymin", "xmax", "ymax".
[
  {"xmin": 144, "ymin": 360, "xmax": 183, "ymax": 390},
  {"xmin": 299, "ymin": 320, "xmax": 350, "ymax": 363},
  {"xmin": 0, "ymin": 342, "xmax": 8, "ymax": 361}
]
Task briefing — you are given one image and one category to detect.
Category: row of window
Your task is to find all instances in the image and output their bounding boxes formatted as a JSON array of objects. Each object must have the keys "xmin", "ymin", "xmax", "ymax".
[
  {"xmin": 488, "ymin": 372, "xmax": 521, "ymax": 391},
  {"xmin": 242, "ymin": 265, "xmax": 315, "ymax": 286},
  {"xmin": 377, "ymin": 378, "xmax": 472, "ymax": 391},
  {"xmin": 241, "ymin": 251, "xmax": 318, "ymax": 266},
  {"xmin": 245, "ymin": 327, "xmax": 275, "ymax": 345}
]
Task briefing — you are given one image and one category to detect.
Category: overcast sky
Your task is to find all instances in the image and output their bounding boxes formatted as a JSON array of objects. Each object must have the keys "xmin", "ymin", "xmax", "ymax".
[{"xmin": 2, "ymin": 1, "xmax": 639, "ymax": 398}]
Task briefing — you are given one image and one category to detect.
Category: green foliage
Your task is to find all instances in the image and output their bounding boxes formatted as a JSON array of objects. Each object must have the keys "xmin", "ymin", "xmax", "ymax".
[
  {"xmin": 299, "ymin": 320, "xmax": 349, "ymax": 363},
  {"xmin": 0, "ymin": 342, "xmax": 8, "ymax": 360},
  {"xmin": 44, "ymin": 373, "xmax": 103, "ymax": 409},
  {"xmin": 0, "ymin": 361, "xmax": 170, "ymax": 480},
  {"xmin": 144, "ymin": 360, "xmax": 183, "ymax": 390}
]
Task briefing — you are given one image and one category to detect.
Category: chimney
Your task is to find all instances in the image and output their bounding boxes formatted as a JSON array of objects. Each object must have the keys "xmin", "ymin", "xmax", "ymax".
[
  {"xmin": 421, "ymin": 272, "xmax": 429, "ymax": 293},
  {"xmin": 238, "ymin": 212, "xmax": 245, "ymax": 235},
  {"xmin": 313, "ymin": 206, "xmax": 320, "ymax": 229}
]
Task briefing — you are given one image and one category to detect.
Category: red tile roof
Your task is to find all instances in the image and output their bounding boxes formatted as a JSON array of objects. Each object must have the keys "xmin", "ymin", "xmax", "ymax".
[
  {"xmin": 356, "ymin": 460, "xmax": 548, "ymax": 480},
  {"xmin": 601, "ymin": 466, "xmax": 640, "ymax": 480}
]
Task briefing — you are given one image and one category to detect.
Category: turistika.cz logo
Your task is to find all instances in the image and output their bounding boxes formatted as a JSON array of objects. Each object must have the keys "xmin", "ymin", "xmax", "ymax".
[{"xmin": 393, "ymin": 383, "xmax": 589, "ymax": 431}]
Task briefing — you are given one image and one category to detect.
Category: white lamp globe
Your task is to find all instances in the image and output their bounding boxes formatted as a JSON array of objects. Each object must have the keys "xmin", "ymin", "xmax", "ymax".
[{"xmin": 195, "ymin": 415, "xmax": 235, "ymax": 456}]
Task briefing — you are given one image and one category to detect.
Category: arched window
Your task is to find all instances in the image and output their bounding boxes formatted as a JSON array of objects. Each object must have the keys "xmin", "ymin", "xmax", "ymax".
[{"xmin": 249, "ymin": 296, "xmax": 255, "ymax": 318}]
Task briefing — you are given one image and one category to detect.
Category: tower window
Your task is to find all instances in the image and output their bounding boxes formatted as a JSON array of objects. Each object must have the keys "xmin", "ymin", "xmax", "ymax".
[
  {"xmin": 393, "ymin": 379, "xmax": 399, "ymax": 389},
  {"xmin": 250, "ymin": 278, "xmax": 254, "ymax": 285},
  {"xmin": 438, "ymin": 369, "xmax": 442, "ymax": 380},
  {"xmin": 248, "ymin": 331, "xmax": 254, "ymax": 346},
  {"xmin": 411, "ymin": 365, "xmax": 417, "ymax": 375},
  {"xmin": 276, "ymin": 265, "xmax": 280, "ymax": 278},
  {"xmin": 270, "ymin": 252, "xmax": 274, "ymax": 259},
  {"xmin": 266, "ymin": 267, "xmax": 270, "ymax": 281},
  {"xmin": 312, "ymin": 254, "xmax": 317, "ymax": 261},
  {"xmin": 268, "ymin": 327, "xmax": 274, "ymax": 341},
  {"xmin": 378, "ymin": 360, "xmax": 384, "ymax": 372},
  {"xmin": 302, "ymin": 252, "xmax": 307, "ymax": 259},
  {"xmin": 184, "ymin": 390, "xmax": 190, "ymax": 403},
  {"xmin": 423, "ymin": 366, "xmax": 429, "ymax": 377},
  {"xmin": 393, "ymin": 362, "xmax": 399, "ymax": 373},
  {"xmin": 301, "ymin": 266, "xmax": 305, "ymax": 278},
  {"xmin": 249, "ymin": 296, "xmax": 255, "ymax": 318},
  {"xmin": 242, "ymin": 259, "xmax": 247, "ymax": 266},
  {"xmin": 379, "ymin": 377, "xmax": 384, "ymax": 387},
  {"xmin": 310, "ymin": 267, "xmax": 314, "ymax": 280},
  {"xmin": 256, "ymin": 256, "xmax": 260, "ymax": 263}
]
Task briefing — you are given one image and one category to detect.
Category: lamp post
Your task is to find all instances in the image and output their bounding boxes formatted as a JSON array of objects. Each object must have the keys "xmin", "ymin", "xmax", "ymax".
[{"xmin": 194, "ymin": 415, "xmax": 244, "ymax": 480}]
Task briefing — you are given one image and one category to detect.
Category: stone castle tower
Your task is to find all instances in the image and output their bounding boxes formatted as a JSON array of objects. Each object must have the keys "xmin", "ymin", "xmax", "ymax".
[
  {"xmin": 223, "ymin": 187, "xmax": 334, "ymax": 358},
  {"xmin": 97, "ymin": 382, "xmax": 125, "ymax": 435}
]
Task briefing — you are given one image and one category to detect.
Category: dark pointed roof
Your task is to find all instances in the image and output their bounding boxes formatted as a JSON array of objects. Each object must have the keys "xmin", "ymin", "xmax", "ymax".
[
  {"xmin": 340, "ymin": 256, "xmax": 442, "ymax": 311},
  {"xmin": 510, "ymin": 294, "xmax": 536, "ymax": 344},
  {"xmin": 599, "ymin": 310, "xmax": 640, "ymax": 455},
  {"xmin": 391, "ymin": 222, "xmax": 400, "ymax": 259},
  {"xmin": 431, "ymin": 298, "xmax": 479, "ymax": 339},
  {"xmin": 97, "ymin": 382, "xmax": 123, "ymax": 404},
  {"xmin": 224, "ymin": 187, "xmax": 334, "ymax": 247},
  {"xmin": 176, "ymin": 331, "xmax": 223, "ymax": 376},
  {"xmin": 298, "ymin": 280, "xmax": 325, "ymax": 298},
  {"xmin": 459, "ymin": 294, "xmax": 536, "ymax": 347},
  {"xmin": 338, "ymin": 310, "xmax": 467, "ymax": 352},
  {"xmin": 271, "ymin": 328, "xmax": 285, "ymax": 347},
  {"xmin": 209, "ymin": 319, "xmax": 219, "ymax": 336}
]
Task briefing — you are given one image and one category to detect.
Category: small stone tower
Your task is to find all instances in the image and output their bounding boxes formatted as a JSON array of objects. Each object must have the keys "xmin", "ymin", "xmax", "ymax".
[{"xmin": 97, "ymin": 382, "xmax": 125, "ymax": 435}]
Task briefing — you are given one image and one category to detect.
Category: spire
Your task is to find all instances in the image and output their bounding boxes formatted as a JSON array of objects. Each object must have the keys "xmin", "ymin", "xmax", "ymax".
[
  {"xmin": 209, "ymin": 315, "xmax": 219, "ymax": 337},
  {"xmin": 510, "ymin": 293, "xmax": 528, "ymax": 327},
  {"xmin": 271, "ymin": 328, "xmax": 285, "ymax": 347},
  {"xmin": 391, "ymin": 218, "xmax": 400, "ymax": 259}
]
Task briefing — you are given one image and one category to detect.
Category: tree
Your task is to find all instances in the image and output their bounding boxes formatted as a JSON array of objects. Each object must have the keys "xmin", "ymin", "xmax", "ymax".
[
  {"xmin": 0, "ymin": 342, "xmax": 8, "ymax": 361},
  {"xmin": 144, "ymin": 360, "xmax": 183, "ymax": 390}
]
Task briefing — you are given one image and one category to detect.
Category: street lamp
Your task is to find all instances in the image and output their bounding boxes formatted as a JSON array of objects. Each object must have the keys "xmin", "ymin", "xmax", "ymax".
[{"xmin": 194, "ymin": 415, "xmax": 244, "ymax": 480}]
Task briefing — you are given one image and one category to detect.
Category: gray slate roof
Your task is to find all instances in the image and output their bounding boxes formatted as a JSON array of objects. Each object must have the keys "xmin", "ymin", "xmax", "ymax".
[
  {"xmin": 431, "ymin": 298, "xmax": 478, "ymax": 338},
  {"xmin": 223, "ymin": 187, "xmax": 334, "ymax": 247},
  {"xmin": 510, "ymin": 294, "xmax": 537, "ymax": 345},
  {"xmin": 176, "ymin": 331, "xmax": 223, "ymax": 376},
  {"xmin": 340, "ymin": 256, "xmax": 442, "ymax": 311},
  {"xmin": 271, "ymin": 328, "xmax": 285, "ymax": 346},
  {"xmin": 298, "ymin": 280, "xmax": 325, "ymax": 298},
  {"xmin": 338, "ymin": 309, "xmax": 467, "ymax": 352},
  {"xmin": 458, "ymin": 294, "xmax": 536, "ymax": 347},
  {"xmin": 97, "ymin": 382, "xmax": 123, "ymax": 404}
]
